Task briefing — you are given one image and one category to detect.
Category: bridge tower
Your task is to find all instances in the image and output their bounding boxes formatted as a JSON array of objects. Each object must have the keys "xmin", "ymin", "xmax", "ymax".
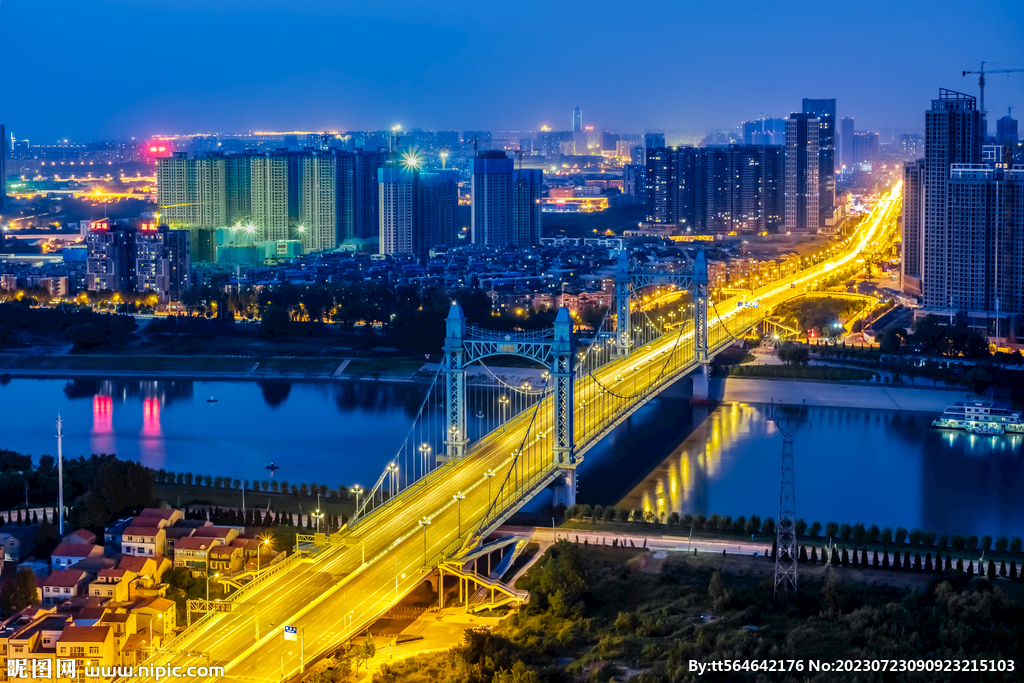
[
  {"xmin": 551, "ymin": 308, "xmax": 577, "ymax": 508},
  {"xmin": 442, "ymin": 304, "xmax": 469, "ymax": 462},
  {"xmin": 692, "ymin": 250, "xmax": 710, "ymax": 401},
  {"xmin": 613, "ymin": 249, "xmax": 631, "ymax": 357}
]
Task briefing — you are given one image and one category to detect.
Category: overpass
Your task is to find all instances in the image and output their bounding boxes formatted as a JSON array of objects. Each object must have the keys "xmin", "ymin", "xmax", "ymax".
[{"xmin": 128, "ymin": 183, "xmax": 902, "ymax": 683}]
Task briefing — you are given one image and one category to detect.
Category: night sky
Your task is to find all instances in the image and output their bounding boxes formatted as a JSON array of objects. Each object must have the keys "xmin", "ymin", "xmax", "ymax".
[{"xmin": 3, "ymin": 0, "xmax": 1023, "ymax": 141}]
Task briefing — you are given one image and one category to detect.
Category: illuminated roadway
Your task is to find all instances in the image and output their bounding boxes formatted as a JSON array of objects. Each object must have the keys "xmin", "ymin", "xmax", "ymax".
[{"xmin": 130, "ymin": 183, "xmax": 901, "ymax": 683}]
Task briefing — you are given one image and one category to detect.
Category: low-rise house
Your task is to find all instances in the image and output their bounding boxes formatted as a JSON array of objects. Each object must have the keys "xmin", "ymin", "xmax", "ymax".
[
  {"xmin": 98, "ymin": 611, "xmax": 136, "ymax": 656},
  {"xmin": 209, "ymin": 544, "xmax": 244, "ymax": 575},
  {"xmin": 88, "ymin": 569, "xmax": 137, "ymax": 602},
  {"xmin": 50, "ymin": 542, "xmax": 104, "ymax": 571},
  {"xmin": 130, "ymin": 597, "xmax": 176, "ymax": 639},
  {"xmin": 120, "ymin": 525, "xmax": 166, "ymax": 559},
  {"xmin": 38, "ymin": 571, "xmax": 89, "ymax": 606},
  {"xmin": 56, "ymin": 624, "xmax": 116, "ymax": 670},
  {"xmin": 62, "ymin": 530, "xmax": 97, "ymax": 546},
  {"xmin": 172, "ymin": 537, "xmax": 222, "ymax": 577},
  {"xmin": 0, "ymin": 525, "xmax": 39, "ymax": 562}
]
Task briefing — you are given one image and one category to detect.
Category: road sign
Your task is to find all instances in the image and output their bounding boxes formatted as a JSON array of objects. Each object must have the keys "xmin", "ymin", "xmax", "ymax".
[{"xmin": 284, "ymin": 626, "xmax": 297, "ymax": 641}]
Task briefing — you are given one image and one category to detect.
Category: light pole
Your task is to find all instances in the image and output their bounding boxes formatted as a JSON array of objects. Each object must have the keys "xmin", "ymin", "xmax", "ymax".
[
  {"xmin": 499, "ymin": 395, "xmax": 509, "ymax": 424},
  {"xmin": 387, "ymin": 463, "xmax": 399, "ymax": 499},
  {"xmin": 418, "ymin": 443, "xmax": 431, "ymax": 479},
  {"xmin": 313, "ymin": 509, "xmax": 323, "ymax": 533},
  {"xmin": 453, "ymin": 492, "xmax": 465, "ymax": 537},
  {"xmin": 55, "ymin": 413, "xmax": 64, "ymax": 536},
  {"xmin": 394, "ymin": 556, "xmax": 406, "ymax": 601},
  {"xmin": 353, "ymin": 485, "xmax": 363, "ymax": 513},
  {"xmin": 419, "ymin": 517, "xmax": 431, "ymax": 565},
  {"xmin": 484, "ymin": 470, "xmax": 495, "ymax": 506}
]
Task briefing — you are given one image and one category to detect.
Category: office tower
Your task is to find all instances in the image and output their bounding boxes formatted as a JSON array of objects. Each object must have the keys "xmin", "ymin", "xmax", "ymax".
[
  {"xmin": 298, "ymin": 152, "xmax": 337, "ymax": 252},
  {"xmin": 513, "ymin": 169, "xmax": 543, "ymax": 246},
  {"xmin": 132, "ymin": 225, "xmax": 191, "ymax": 302},
  {"xmin": 86, "ymin": 224, "xmax": 133, "ymax": 292},
  {"xmin": 997, "ymin": 113, "xmax": 1019, "ymax": 147},
  {"xmin": 378, "ymin": 166, "xmax": 415, "ymax": 255},
  {"xmin": 901, "ymin": 159, "xmax": 926, "ymax": 297},
  {"xmin": 840, "ymin": 117, "xmax": 855, "ymax": 169},
  {"xmin": 225, "ymin": 154, "xmax": 252, "ymax": 224},
  {"xmin": 644, "ymin": 133, "xmax": 665, "ymax": 149},
  {"xmin": 852, "ymin": 133, "xmax": 879, "ymax": 168},
  {"xmin": 335, "ymin": 148, "xmax": 388, "ymax": 241},
  {"xmin": 602, "ymin": 131, "xmax": 620, "ymax": 151},
  {"xmin": 946, "ymin": 160, "xmax": 1024, "ymax": 339},
  {"xmin": 250, "ymin": 155, "xmax": 290, "ymax": 242},
  {"xmin": 572, "ymin": 107, "xmax": 583, "ymax": 133},
  {"xmin": 471, "ymin": 151, "xmax": 514, "ymax": 246},
  {"xmin": 802, "ymin": 99, "xmax": 836, "ymax": 226},
  {"xmin": 0, "ymin": 124, "xmax": 6, "ymax": 212},
  {"xmin": 922, "ymin": 89, "xmax": 981, "ymax": 311},
  {"xmin": 784, "ymin": 113, "xmax": 820, "ymax": 233}
]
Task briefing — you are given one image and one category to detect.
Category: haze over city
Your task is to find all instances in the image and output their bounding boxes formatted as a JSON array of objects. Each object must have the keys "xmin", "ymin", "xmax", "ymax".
[{"xmin": 3, "ymin": 0, "xmax": 1023, "ymax": 139}]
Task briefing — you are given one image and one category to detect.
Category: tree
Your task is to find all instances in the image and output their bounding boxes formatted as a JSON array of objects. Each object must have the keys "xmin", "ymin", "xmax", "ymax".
[
  {"xmin": 0, "ymin": 568, "xmax": 40, "ymax": 616},
  {"xmin": 492, "ymin": 662, "xmax": 538, "ymax": 683},
  {"xmin": 879, "ymin": 326, "xmax": 905, "ymax": 354},
  {"xmin": 809, "ymin": 521, "xmax": 822, "ymax": 538},
  {"xmin": 894, "ymin": 527, "xmax": 908, "ymax": 545},
  {"xmin": 987, "ymin": 559, "xmax": 996, "ymax": 580},
  {"xmin": 821, "ymin": 569, "xmax": 844, "ymax": 617},
  {"xmin": 825, "ymin": 522, "xmax": 839, "ymax": 539}
]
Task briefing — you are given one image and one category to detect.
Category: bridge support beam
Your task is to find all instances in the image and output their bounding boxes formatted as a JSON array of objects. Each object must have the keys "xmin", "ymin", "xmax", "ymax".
[
  {"xmin": 614, "ymin": 249, "xmax": 631, "ymax": 357},
  {"xmin": 551, "ymin": 466, "xmax": 577, "ymax": 509},
  {"xmin": 442, "ymin": 304, "xmax": 468, "ymax": 462}
]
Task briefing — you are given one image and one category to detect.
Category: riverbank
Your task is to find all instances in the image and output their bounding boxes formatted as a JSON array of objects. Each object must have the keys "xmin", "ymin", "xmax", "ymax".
[{"xmin": 711, "ymin": 376, "xmax": 975, "ymax": 411}]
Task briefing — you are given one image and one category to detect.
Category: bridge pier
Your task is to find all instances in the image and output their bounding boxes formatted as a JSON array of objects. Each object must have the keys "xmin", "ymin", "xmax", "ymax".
[
  {"xmin": 551, "ymin": 466, "xmax": 577, "ymax": 509},
  {"xmin": 691, "ymin": 364, "xmax": 711, "ymax": 404}
]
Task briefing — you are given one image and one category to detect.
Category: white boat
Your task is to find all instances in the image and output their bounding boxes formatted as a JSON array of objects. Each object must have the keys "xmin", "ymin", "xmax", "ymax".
[{"xmin": 931, "ymin": 400, "xmax": 1022, "ymax": 434}]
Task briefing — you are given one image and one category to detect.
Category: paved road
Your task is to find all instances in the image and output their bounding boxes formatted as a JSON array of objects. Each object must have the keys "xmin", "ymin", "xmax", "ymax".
[{"xmin": 129, "ymin": 184, "xmax": 902, "ymax": 683}]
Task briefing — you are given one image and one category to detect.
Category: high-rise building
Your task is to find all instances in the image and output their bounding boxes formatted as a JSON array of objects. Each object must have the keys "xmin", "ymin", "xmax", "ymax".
[
  {"xmin": 225, "ymin": 154, "xmax": 252, "ymax": 225},
  {"xmin": 852, "ymin": 133, "xmax": 879, "ymax": 168},
  {"xmin": 0, "ymin": 123, "xmax": 7, "ymax": 213},
  {"xmin": 946, "ymin": 161, "xmax": 1024, "ymax": 340},
  {"xmin": 922, "ymin": 89, "xmax": 981, "ymax": 311},
  {"xmin": 840, "ymin": 117, "xmax": 855, "ymax": 169},
  {"xmin": 784, "ymin": 113, "xmax": 820, "ymax": 233},
  {"xmin": 537, "ymin": 131, "xmax": 574, "ymax": 158},
  {"xmin": 156, "ymin": 153, "xmax": 227, "ymax": 229},
  {"xmin": 378, "ymin": 166, "xmax": 416, "ymax": 256},
  {"xmin": 340, "ymin": 148, "xmax": 389, "ymax": 240},
  {"xmin": 997, "ymin": 113, "xmax": 1019, "ymax": 147},
  {"xmin": 471, "ymin": 151, "xmax": 514, "ymax": 247},
  {"xmin": 901, "ymin": 159, "xmax": 925, "ymax": 297},
  {"xmin": 86, "ymin": 224, "xmax": 133, "ymax": 293},
  {"xmin": 378, "ymin": 167, "xmax": 460, "ymax": 256},
  {"xmin": 644, "ymin": 133, "xmax": 665, "ymax": 149},
  {"xmin": 644, "ymin": 147, "xmax": 673, "ymax": 223},
  {"xmin": 622, "ymin": 164, "xmax": 644, "ymax": 204},
  {"xmin": 250, "ymin": 154, "xmax": 291, "ymax": 242},
  {"xmin": 899, "ymin": 134, "xmax": 925, "ymax": 159},
  {"xmin": 572, "ymin": 107, "xmax": 583, "ymax": 133},
  {"xmin": 132, "ymin": 225, "xmax": 191, "ymax": 302},
  {"xmin": 802, "ymin": 98, "xmax": 836, "ymax": 226},
  {"xmin": 512, "ymin": 169, "xmax": 543, "ymax": 247},
  {"xmin": 298, "ymin": 152, "xmax": 337, "ymax": 253}
]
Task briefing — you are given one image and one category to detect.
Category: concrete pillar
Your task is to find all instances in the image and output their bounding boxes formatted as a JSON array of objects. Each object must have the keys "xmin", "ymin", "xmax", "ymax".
[
  {"xmin": 692, "ymin": 250, "xmax": 710, "ymax": 404},
  {"xmin": 691, "ymin": 364, "xmax": 711, "ymax": 404},
  {"xmin": 442, "ymin": 304, "xmax": 468, "ymax": 462},
  {"xmin": 551, "ymin": 467, "xmax": 577, "ymax": 509},
  {"xmin": 551, "ymin": 308, "xmax": 575, "ymax": 467}
]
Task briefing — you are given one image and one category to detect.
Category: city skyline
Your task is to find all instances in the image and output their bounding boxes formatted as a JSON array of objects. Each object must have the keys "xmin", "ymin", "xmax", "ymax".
[{"xmin": 1, "ymin": 0, "xmax": 1021, "ymax": 141}]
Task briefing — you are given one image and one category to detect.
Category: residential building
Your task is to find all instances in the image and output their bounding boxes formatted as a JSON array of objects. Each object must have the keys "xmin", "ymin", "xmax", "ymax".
[
  {"xmin": 922, "ymin": 89, "xmax": 982, "ymax": 311},
  {"xmin": 512, "ymin": 168, "xmax": 543, "ymax": 247},
  {"xmin": 38, "ymin": 570, "xmax": 89, "ymax": 606},
  {"xmin": 120, "ymin": 524, "xmax": 166, "ymax": 558},
  {"xmin": 336, "ymin": 148, "xmax": 389, "ymax": 241},
  {"xmin": 85, "ymin": 224, "xmax": 132, "ymax": 292},
  {"xmin": 997, "ymin": 113, "xmax": 1019, "ymax": 147},
  {"xmin": 803, "ymin": 99, "xmax": 836, "ymax": 227},
  {"xmin": 853, "ymin": 132, "xmax": 879, "ymax": 168},
  {"xmin": 50, "ymin": 542, "xmax": 104, "ymax": 572},
  {"xmin": 472, "ymin": 151, "xmax": 514, "ymax": 247},
  {"xmin": 131, "ymin": 597, "xmax": 176, "ymax": 639},
  {"xmin": 250, "ymin": 154, "xmax": 291, "ymax": 242},
  {"xmin": 225, "ymin": 153, "xmax": 253, "ymax": 224},
  {"xmin": 644, "ymin": 133, "xmax": 665, "ymax": 149},
  {"xmin": 155, "ymin": 153, "xmax": 227, "ymax": 228},
  {"xmin": 131, "ymin": 225, "xmax": 191, "ymax": 303},
  {"xmin": 784, "ymin": 113, "xmax": 820, "ymax": 233},
  {"xmin": 901, "ymin": 158, "xmax": 925, "ymax": 297},
  {"xmin": 0, "ymin": 525, "xmax": 38, "ymax": 562},
  {"xmin": 378, "ymin": 166, "xmax": 416, "ymax": 256},
  {"xmin": 56, "ymin": 625, "xmax": 116, "ymax": 670},
  {"xmin": 1, "ymin": 123, "xmax": 7, "ymax": 212},
  {"xmin": 173, "ymin": 537, "xmax": 222, "ymax": 577},
  {"xmin": 89, "ymin": 568, "xmax": 137, "ymax": 602},
  {"xmin": 297, "ymin": 151, "xmax": 337, "ymax": 252}
]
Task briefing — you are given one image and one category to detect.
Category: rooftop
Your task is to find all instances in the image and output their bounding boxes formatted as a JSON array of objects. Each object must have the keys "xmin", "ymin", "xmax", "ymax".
[
  {"xmin": 52, "ymin": 542, "xmax": 102, "ymax": 558},
  {"xmin": 58, "ymin": 625, "xmax": 111, "ymax": 644},
  {"xmin": 40, "ymin": 570, "xmax": 88, "ymax": 589}
]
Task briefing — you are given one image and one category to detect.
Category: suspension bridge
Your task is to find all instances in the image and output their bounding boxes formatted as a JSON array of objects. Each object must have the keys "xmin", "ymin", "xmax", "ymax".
[{"xmin": 130, "ymin": 183, "xmax": 902, "ymax": 683}]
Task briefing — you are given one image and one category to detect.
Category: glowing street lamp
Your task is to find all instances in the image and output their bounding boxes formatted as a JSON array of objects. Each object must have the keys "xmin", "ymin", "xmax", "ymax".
[
  {"xmin": 419, "ymin": 517, "xmax": 431, "ymax": 565},
  {"xmin": 453, "ymin": 492, "xmax": 465, "ymax": 537},
  {"xmin": 418, "ymin": 443, "xmax": 431, "ymax": 478}
]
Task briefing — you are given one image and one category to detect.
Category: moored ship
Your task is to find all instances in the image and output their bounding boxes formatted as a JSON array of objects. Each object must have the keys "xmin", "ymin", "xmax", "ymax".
[{"xmin": 932, "ymin": 401, "xmax": 1023, "ymax": 434}]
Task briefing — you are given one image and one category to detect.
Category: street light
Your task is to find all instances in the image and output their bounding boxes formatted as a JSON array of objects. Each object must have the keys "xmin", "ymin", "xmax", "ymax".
[
  {"xmin": 419, "ymin": 517, "xmax": 431, "ymax": 565},
  {"xmin": 499, "ymin": 395, "xmax": 509, "ymax": 423},
  {"xmin": 313, "ymin": 509, "xmax": 324, "ymax": 533},
  {"xmin": 453, "ymin": 492, "xmax": 465, "ymax": 537},
  {"xmin": 418, "ymin": 443, "xmax": 431, "ymax": 478},
  {"xmin": 484, "ymin": 470, "xmax": 495, "ymax": 505},
  {"xmin": 387, "ymin": 463, "xmax": 399, "ymax": 499},
  {"xmin": 352, "ymin": 485, "xmax": 364, "ymax": 514}
]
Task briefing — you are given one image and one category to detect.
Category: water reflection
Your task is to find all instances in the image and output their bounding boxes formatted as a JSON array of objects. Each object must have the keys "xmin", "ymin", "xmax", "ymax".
[
  {"xmin": 608, "ymin": 401, "xmax": 1024, "ymax": 538},
  {"xmin": 91, "ymin": 395, "xmax": 114, "ymax": 455},
  {"xmin": 139, "ymin": 397, "xmax": 166, "ymax": 469},
  {"xmin": 260, "ymin": 382, "xmax": 291, "ymax": 407}
]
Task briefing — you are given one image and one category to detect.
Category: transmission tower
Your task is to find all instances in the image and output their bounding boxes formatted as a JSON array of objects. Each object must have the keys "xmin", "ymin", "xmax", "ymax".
[{"xmin": 768, "ymin": 400, "xmax": 809, "ymax": 598}]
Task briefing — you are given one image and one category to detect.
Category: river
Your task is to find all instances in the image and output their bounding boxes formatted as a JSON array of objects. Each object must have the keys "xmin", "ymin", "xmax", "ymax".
[{"xmin": 2, "ymin": 376, "xmax": 1022, "ymax": 539}]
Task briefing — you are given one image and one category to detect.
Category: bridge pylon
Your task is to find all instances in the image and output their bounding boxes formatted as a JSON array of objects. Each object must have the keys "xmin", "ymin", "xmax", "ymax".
[
  {"xmin": 692, "ymin": 250, "xmax": 710, "ymax": 401},
  {"xmin": 613, "ymin": 248, "xmax": 632, "ymax": 357},
  {"xmin": 551, "ymin": 308, "xmax": 577, "ymax": 507},
  {"xmin": 442, "ymin": 304, "xmax": 469, "ymax": 462}
]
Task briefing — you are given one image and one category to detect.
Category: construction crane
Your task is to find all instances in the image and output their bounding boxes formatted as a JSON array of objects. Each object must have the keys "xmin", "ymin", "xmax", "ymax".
[{"xmin": 962, "ymin": 61, "xmax": 1024, "ymax": 119}]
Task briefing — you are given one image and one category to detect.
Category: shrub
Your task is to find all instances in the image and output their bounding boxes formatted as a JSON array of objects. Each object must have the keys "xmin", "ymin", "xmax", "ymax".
[
  {"xmin": 809, "ymin": 521, "xmax": 822, "ymax": 538},
  {"xmin": 881, "ymin": 527, "xmax": 893, "ymax": 544},
  {"xmin": 995, "ymin": 536, "xmax": 1009, "ymax": 552},
  {"xmin": 825, "ymin": 522, "xmax": 839, "ymax": 538},
  {"xmin": 603, "ymin": 507, "xmax": 616, "ymax": 522},
  {"xmin": 1011, "ymin": 538, "xmax": 1023, "ymax": 554},
  {"xmin": 980, "ymin": 535, "xmax": 993, "ymax": 552},
  {"xmin": 894, "ymin": 527, "xmax": 908, "ymax": 545},
  {"xmin": 868, "ymin": 525, "xmax": 880, "ymax": 543},
  {"xmin": 909, "ymin": 529, "xmax": 922, "ymax": 546},
  {"xmin": 966, "ymin": 536, "xmax": 979, "ymax": 551}
]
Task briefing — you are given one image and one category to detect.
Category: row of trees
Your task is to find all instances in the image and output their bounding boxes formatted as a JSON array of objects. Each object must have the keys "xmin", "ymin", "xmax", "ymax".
[{"xmin": 154, "ymin": 469, "xmax": 350, "ymax": 500}]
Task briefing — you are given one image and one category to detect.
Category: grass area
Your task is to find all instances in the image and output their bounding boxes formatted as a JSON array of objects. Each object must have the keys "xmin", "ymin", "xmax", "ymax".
[
  {"xmin": 369, "ymin": 541, "xmax": 1024, "ymax": 683},
  {"xmin": 717, "ymin": 364, "xmax": 878, "ymax": 382},
  {"xmin": 344, "ymin": 358, "xmax": 426, "ymax": 377},
  {"xmin": 153, "ymin": 482, "xmax": 356, "ymax": 517}
]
